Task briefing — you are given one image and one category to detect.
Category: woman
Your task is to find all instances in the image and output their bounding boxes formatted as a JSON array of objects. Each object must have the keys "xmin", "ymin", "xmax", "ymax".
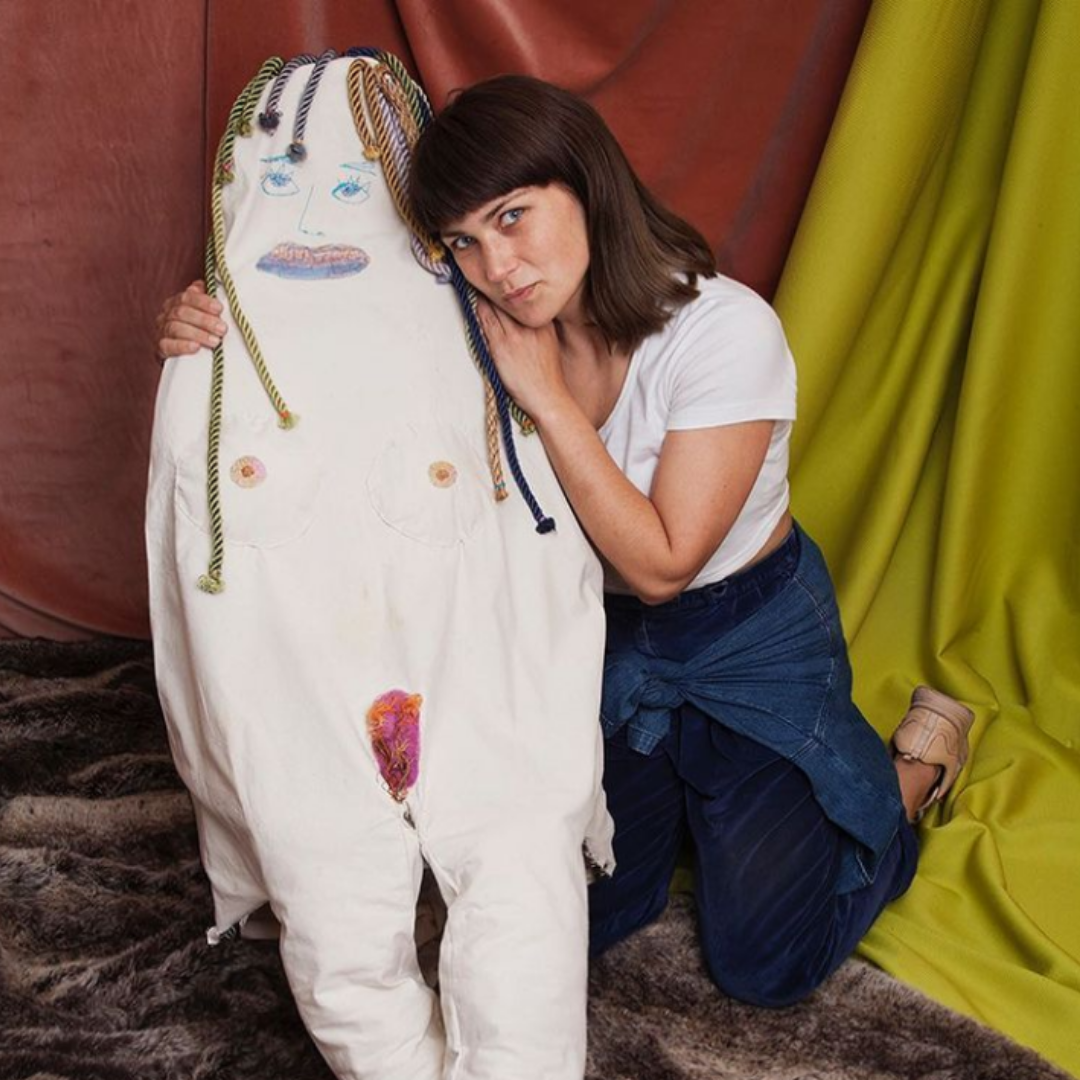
[{"xmin": 158, "ymin": 73, "xmax": 974, "ymax": 1009}]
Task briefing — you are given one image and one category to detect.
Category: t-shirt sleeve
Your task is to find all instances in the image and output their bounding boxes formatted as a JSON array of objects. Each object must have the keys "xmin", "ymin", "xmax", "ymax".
[{"xmin": 665, "ymin": 285, "xmax": 798, "ymax": 431}]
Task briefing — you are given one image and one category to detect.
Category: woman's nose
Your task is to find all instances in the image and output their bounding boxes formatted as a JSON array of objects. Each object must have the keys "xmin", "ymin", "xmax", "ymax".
[{"xmin": 480, "ymin": 238, "xmax": 518, "ymax": 283}]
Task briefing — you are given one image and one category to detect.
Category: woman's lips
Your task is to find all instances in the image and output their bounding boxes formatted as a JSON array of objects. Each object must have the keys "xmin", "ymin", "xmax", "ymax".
[{"xmin": 503, "ymin": 283, "xmax": 538, "ymax": 303}]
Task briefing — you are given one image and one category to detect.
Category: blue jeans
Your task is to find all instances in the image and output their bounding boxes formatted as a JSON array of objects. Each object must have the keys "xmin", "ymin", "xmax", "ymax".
[{"xmin": 589, "ymin": 526, "xmax": 919, "ymax": 1006}]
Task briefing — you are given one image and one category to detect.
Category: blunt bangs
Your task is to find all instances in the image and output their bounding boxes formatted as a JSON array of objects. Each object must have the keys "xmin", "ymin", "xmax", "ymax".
[{"xmin": 411, "ymin": 77, "xmax": 584, "ymax": 235}]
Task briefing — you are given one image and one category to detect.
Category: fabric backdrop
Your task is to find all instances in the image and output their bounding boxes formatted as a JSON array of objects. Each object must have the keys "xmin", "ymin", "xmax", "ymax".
[
  {"xmin": 0, "ymin": 0, "xmax": 867, "ymax": 639},
  {"xmin": 775, "ymin": 0, "xmax": 1080, "ymax": 1074},
  {"xmin": 4, "ymin": 0, "xmax": 1077, "ymax": 1074}
]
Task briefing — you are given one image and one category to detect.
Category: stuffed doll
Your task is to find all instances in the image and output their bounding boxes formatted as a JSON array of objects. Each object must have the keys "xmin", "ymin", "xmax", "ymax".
[{"xmin": 146, "ymin": 50, "xmax": 612, "ymax": 1080}]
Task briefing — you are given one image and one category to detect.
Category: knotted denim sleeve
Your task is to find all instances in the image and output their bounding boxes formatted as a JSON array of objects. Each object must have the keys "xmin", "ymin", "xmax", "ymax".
[{"xmin": 600, "ymin": 537, "xmax": 906, "ymax": 893}]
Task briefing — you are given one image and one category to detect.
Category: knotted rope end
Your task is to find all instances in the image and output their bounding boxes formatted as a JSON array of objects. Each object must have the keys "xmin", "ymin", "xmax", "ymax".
[
  {"xmin": 536, "ymin": 517, "xmax": 556, "ymax": 535},
  {"xmin": 197, "ymin": 572, "xmax": 225, "ymax": 595}
]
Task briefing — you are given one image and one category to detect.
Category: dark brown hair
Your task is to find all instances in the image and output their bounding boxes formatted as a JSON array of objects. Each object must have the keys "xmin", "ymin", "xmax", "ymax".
[{"xmin": 410, "ymin": 75, "xmax": 716, "ymax": 354}]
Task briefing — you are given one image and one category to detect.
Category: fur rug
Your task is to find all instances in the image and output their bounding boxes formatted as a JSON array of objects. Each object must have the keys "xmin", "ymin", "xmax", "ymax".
[{"xmin": 0, "ymin": 639, "xmax": 1069, "ymax": 1080}]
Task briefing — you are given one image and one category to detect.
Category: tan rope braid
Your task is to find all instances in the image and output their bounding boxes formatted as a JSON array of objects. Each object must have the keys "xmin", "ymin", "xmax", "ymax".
[
  {"xmin": 197, "ymin": 56, "xmax": 285, "ymax": 594},
  {"xmin": 348, "ymin": 75, "xmax": 381, "ymax": 161},
  {"xmin": 364, "ymin": 57, "xmax": 535, "ymax": 437},
  {"xmin": 380, "ymin": 52, "xmax": 428, "ymax": 123},
  {"xmin": 377, "ymin": 67, "xmax": 420, "ymax": 147},
  {"xmin": 346, "ymin": 58, "xmax": 510, "ymax": 499},
  {"xmin": 348, "ymin": 53, "xmax": 531, "ymax": 425},
  {"xmin": 345, "ymin": 62, "xmax": 442, "ymax": 279},
  {"xmin": 356, "ymin": 62, "xmax": 436, "ymax": 252},
  {"xmin": 483, "ymin": 380, "xmax": 508, "ymax": 498}
]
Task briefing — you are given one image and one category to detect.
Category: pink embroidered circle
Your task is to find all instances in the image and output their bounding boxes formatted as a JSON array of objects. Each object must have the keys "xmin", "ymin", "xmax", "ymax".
[
  {"xmin": 230, "ymin": 455, "xmax": 267, "ymax": 488},
  {"xmin": 428, "ymin": 461, "xmax": 457, "ymax": 488}
]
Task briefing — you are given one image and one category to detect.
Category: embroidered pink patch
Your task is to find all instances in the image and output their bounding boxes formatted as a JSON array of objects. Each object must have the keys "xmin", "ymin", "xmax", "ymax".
[
  {"xmin": 366, "ymin": 689, "xmax": 422, "ymax": 802},
  {"xmin": 229, "ymin": 455, "xmax": 267, "ymax": 488},
  {"xmin": 428, "ymin": 460, "xmax": 457, "ymax": 488}
]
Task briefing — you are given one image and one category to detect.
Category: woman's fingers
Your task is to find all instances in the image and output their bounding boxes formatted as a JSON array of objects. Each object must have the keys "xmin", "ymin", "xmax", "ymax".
[
  {"xmin": 476, "ymin": 296, "xmax": 503, "ymax": 337},
  {"xmin": 155, "ymin": 282, "xmax": 229, "ymax": 360}
]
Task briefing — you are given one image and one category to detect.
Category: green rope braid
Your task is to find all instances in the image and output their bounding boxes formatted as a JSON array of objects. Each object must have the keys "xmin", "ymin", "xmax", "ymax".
[
  {"xmin": 211, "ymin": 71, "xmax": 297, "ymax": 428},
  {"xmin": 197, "ymin": 57, "xmax": 285, "ymax": 594},
  {"xmin": 378, "ymin": 52, "xmax": 421, "ymax": 113},
  {"xmin": 197, "ymin": 227, "xmax": 227, "ymax": 594},
  {"xmin": 233, "ymin": 55, "xmax": 279, "ymax": 139},
  {"xmin": 209, "ymin": 196, "xmax": 298, "ymax": 428}
]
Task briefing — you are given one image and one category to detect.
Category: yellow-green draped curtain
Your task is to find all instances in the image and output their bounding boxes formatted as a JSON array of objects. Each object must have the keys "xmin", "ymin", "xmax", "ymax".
[{"xmin": 775, "ymin": 0, "xmax": 1080, "ymax": 1073}]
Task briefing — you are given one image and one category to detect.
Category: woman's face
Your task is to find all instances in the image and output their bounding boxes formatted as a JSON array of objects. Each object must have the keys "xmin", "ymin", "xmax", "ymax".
[{"xmin": 439, "ymin": 183, "xmax": 591, "ymax": 326}]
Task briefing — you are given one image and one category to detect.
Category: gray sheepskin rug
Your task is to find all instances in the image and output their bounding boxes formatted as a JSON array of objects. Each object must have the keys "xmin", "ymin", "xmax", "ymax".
[{"xmin": 0, "ymin": 639, "xmax": 1070, "ymax": 1080}]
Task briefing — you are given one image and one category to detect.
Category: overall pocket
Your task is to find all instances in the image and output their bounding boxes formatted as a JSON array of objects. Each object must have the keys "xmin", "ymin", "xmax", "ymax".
[
  {"xmin": 174, "ymin": 412, "xmax": 323, "ymax": 547},
  {"xmin": 366, "ymin": 421, "xmax": 494, "ymax": 547}
]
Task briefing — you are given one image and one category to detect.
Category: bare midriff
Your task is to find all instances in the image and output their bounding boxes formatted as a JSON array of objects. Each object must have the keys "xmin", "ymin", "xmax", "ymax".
[{"xmin": 736, "ymin": 509, "xmax": 794, "ymax": 574}]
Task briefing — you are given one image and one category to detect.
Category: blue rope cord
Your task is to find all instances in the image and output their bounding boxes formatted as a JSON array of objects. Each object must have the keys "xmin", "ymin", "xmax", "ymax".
[{"xmin": 447, "ymin": 261, "xmax": 555, "ymax": 533}]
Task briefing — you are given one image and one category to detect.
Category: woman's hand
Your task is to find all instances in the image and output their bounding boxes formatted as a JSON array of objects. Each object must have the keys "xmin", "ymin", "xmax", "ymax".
[
  {"xmin": 155, "ymin": 281, "xmax": 228, "ymax": 361},
  {"xmin": 476, "ymin": 298, "xmax": 574, "ymax": 423}
]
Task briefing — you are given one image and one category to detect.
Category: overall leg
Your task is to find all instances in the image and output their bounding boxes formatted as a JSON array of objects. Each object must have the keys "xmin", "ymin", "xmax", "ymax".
[
  {"xmin": 272, "ymin": 813, "xmax": 445, "ymax": 1080},
  {"xmin": 678, "ymin": 705, "xmax": 918, "ymax": 1007},
  {"xmin": 588, "ymin": 726, "xmax": 686, "ymax": 956},
  {"xmin": 426, "ymin": 815, "xmax": 591, "ymax": 1080}
]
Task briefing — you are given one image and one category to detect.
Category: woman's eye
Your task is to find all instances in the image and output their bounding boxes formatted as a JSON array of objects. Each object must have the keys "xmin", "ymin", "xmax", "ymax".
[
  {"xmin": 500, "ymin": 207, "xmax": 524, "ymax": 227},
  {"xmin": 449, "ymin": 236, "xmax": 474, "ymax": 252}
]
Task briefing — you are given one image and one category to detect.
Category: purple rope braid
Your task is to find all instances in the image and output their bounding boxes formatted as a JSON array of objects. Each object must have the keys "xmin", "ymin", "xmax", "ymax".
[
  {"xmin": 258, "ymin": 54, "xmax": 317, "ymax": 132},
  {"xmin": 288, "ymin": 49, "xmax": 337, "ymax": 161}
]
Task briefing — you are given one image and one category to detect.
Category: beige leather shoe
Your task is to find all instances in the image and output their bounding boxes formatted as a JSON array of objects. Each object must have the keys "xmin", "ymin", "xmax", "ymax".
[{"xmin": 892, "ymin": 686, "xmax": 975, "ymax": 818}]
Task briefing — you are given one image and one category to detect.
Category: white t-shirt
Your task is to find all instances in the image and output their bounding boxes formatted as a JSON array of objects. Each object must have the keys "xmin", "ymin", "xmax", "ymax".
[{"xmin": 598, "ymin": 274, "xmax": 797, "ymax": 593}]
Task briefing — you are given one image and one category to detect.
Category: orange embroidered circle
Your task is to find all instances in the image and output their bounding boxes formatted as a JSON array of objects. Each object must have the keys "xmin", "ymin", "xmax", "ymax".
[
  {"xmin": 428, "ymin": 461, "xmax": 457, "ymax": 488},
  {"xmin": 229, "ymin": 455, "xmax": 267, "ymax": 488}
]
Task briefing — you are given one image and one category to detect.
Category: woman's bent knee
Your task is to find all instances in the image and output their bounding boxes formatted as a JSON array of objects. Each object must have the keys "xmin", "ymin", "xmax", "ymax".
[
  {"xmin": 704, "ymin": 949, "xmax": 830, "ymax": 1008},
  {"xmin": 700, "ymin": 922, "xmax": 844, "ymax": 1008}
]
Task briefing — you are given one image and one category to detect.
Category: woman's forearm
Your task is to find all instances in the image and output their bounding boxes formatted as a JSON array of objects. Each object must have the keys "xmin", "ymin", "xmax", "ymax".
[{"xmin": 533, "ymin": 399, "xmax": 697, "ymax": 604}]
